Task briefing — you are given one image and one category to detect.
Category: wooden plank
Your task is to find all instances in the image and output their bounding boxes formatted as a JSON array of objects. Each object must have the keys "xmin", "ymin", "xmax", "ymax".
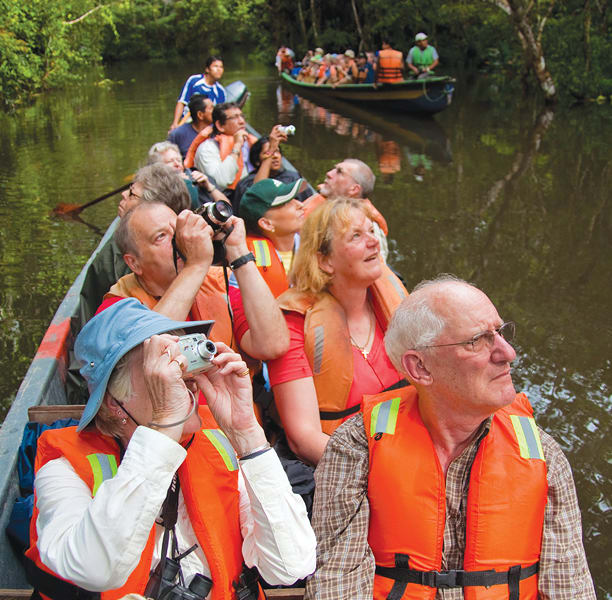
[
  {"xmin": 266, "ymin": 590, "xmax": 305, "ymax": 599},
  {"xmin": 0, "ymin": 590, "xmax": 33, "ymax": 600},
  {"xmin": 27, "ymin": 405, "xmax": 85, "ymax": 425}
]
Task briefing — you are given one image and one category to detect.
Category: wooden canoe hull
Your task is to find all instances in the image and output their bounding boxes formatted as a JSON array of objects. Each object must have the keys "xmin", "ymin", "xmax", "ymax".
[{"xmin": 281, "ymin": 72, "xmax": 455, "ymax": 114}]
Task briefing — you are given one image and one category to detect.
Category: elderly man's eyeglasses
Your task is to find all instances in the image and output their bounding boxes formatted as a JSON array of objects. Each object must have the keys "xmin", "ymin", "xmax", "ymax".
[
  {"xmin": 418, "ymin": 322, "xmax": 515, "ymax": 353},
  {"xmin": 127, "ymin": 185, "xmax": 141, "ymax": 200}
]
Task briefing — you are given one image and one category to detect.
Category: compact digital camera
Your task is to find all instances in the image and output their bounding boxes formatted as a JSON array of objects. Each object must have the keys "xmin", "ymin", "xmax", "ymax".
[
  {"xmin": 177, "ymin": 333, "xmax": 217, "ymax": 375},
  {"xmin": 277, "ymin": 125, "xmax": 296, "ymax": 136}
]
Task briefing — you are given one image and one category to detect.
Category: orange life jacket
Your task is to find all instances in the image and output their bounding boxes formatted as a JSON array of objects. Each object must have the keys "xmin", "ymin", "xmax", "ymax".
[
  {"xmin": 277, "ymin": 264, "xmax": 406, "ymax": 434},
  {"xmin": 26, "ymin": 407, "xmax": 263, "ymax": 600},
  {"xmin": 216, "ymin": 133, "xmax": 258, "ymax": 190},
  {"xmin": 363, "ymin": 386, "xmax": 547, "ymax": 600},
  {"xmin": 378, "ymin": 48, "xmax": 404, "ymax": 83},
  {"xmin": 302, "ymin": 194, "xmax": 389, "ymax": 236},
  {"xmin": 105, "ymin": 269, "xmax": 235, "ymax": 349},
  {"xmin": 246, "ymin": 236, "xmax": 289, "ymax": 298},
  {"xmin": 183, "ymin": 124, "xmax": 213, "ymax": 169}
]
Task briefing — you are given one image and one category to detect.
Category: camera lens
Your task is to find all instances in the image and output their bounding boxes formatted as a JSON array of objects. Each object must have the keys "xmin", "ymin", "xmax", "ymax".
[{"xmin": 196, "ymin": 339, "xmax": 217, "ymax": 360}]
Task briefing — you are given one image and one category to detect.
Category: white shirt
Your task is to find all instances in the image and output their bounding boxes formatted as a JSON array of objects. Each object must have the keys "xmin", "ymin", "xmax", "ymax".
[
  {"xmin": 194, "ymin": 138, "xmax": 250, "ymax": 189},
  {"xmin": 34, "ymin": 426, "xmax": 316, "ymax": 592}
]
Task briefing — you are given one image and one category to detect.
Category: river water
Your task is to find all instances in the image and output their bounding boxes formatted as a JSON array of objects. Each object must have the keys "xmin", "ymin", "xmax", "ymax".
[{"xmin": 0, "ymin": 58, "xmax": 610, "ymax": 595}]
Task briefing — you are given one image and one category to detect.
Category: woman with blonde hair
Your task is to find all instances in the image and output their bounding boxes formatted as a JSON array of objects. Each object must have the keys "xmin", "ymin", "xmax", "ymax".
[{"xmin": 267, "ymin": 198, "xmax": 407, "ymax": 469}]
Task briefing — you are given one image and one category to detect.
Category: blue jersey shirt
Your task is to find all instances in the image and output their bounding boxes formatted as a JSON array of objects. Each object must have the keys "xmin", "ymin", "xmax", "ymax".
[{"xmin": 178, "ymin": 74, "xmax": 227, "ymax": 105}]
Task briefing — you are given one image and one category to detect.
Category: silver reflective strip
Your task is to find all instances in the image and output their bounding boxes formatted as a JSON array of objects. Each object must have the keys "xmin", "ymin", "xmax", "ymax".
[
  {"xmin": 518, "ymin": 416, "xmax": 543, "ymax": 460},
  {"xmin": 313, "ymin": 325, "xmax": 325, "ymax": 374},
  {"xmin": 388, "ymin": 274, "xmax": 407, "ymax": 298},
  {"xmin": 375, "ymin": 399, "xmax": 392, "ymax": 433},
  {"xmin": 96, "ymin": 454, "xmax": 114, "ymax": 481}
]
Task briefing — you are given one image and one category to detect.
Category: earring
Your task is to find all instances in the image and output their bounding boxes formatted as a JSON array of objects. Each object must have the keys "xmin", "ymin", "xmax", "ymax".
[{"xmin": 116, "ymin": 409, "xmax": 127, "ymax": 425}]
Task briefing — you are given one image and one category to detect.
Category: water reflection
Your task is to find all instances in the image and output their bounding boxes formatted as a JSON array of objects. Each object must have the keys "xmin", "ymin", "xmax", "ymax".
[{"xmin": 277, "ymin": 85, "xmax": 452, "ymax": 185}]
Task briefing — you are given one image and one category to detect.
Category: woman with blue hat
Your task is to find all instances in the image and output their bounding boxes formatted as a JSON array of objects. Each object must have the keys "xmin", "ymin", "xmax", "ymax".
[{"xmin": 25, "ymin": 299, "xmax": 315, "ymax": 599}]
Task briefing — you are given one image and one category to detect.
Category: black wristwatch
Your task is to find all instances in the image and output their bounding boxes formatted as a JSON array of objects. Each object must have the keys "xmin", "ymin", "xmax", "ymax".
[{"xmin": 230, "ymin": 252, "xmax": 255, "ymax": 270}]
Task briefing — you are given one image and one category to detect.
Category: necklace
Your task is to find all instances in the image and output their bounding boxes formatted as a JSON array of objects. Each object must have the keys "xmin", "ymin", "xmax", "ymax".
[{"xmin": 349, "ymin": 309, "xmax": 374, "ymax": 360}]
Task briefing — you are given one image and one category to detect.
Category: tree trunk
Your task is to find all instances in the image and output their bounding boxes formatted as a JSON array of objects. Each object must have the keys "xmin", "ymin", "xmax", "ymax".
[
  {"xmin": 296, "ymin": 0, "xmax": 309, "ymax": 50},
  {"xmin": 489, "ymin": 0, "xmax": 558, "ymax": 103},
  {"xmin": 584, "ymin": 0, "xmax": 592, "ymax": 72},
  {"xmin": 350, "ymin": 0, "xmax": 365, "ymax": 53},
  {"xmin": 310, "ymin": 0, "xmax": 319, "ymax": 45}
]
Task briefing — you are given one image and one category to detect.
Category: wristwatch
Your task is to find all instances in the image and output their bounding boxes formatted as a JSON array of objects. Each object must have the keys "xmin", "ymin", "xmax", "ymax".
[{"xmin": 230, "ymin": 252, "xmax": 255, "ymax": 270}]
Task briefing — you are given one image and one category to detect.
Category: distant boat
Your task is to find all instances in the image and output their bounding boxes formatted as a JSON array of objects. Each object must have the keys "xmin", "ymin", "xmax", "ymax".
[{"xmin": 281, "ymin": 72, "xmax": 455, "ymax": 115}]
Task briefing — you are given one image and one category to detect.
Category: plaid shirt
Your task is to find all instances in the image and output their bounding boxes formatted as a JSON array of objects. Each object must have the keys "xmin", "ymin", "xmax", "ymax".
[{"xmin": 305, "ymin": 412, "xmax": 595, "ymax": 600}]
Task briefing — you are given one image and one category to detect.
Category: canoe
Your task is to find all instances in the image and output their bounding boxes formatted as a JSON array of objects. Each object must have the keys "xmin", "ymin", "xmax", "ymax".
[
  {"xmin": 0, "ymin": 117, "xmax": 306, "ymax": 599},
  {"xmin": 281, "ymin": 72, "xmax": 456, "ymax": 115}
]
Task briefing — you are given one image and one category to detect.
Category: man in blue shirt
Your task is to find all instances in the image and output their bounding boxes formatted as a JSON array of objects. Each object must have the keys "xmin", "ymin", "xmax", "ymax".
[
  {"xmin": 168, "ymin": 95, "xmax": 214, "ymax": 159},
  {"xmin": 169, "ymin": 56, "xmax": 226, "ymax": 132},
  {"xmin": 406, "ymin": 33, "xmax": 440, "ymax": 77}
]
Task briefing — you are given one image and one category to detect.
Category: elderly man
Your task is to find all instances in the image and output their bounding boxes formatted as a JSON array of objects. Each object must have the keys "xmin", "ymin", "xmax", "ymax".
[
  {"xmin": 25, "ymin": 299, "xmax": 315, "ymax": 598},
  {"xmin": 302, "ymin": 158, "xmax": 389, "ymax": 260},
  {"xmin": 407, "ymin": 32, "xmax": 440, "ymax": 77},
  {"xmin": 306, "ymin": 275, "xmax": 595, "ymax": 600},
  {"xmin": 101, "ymin": 201, "xmax": 289, "ymax": 361},
  {"xmin": 168, "ymin": 94, "xmax": 214, "ymax": 159},
  {"xmin": 169, "ymin": 56, "xmax": 226, "ymax": 132}
]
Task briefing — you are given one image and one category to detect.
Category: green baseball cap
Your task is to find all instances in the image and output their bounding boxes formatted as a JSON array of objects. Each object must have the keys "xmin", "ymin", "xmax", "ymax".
[{"xmin": 239, "ymin": 178, "xmax": 304, "ymax": 231}]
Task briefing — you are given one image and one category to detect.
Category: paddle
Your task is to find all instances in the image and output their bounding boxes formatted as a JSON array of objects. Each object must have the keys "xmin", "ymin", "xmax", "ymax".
[{"xmin": 53, "ymin": 175, "xmax": 133, "ymax": 216}]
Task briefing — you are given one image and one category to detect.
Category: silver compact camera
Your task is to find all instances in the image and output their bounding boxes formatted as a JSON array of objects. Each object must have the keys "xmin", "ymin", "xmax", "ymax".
[
  {"xmin": 277, "ymin": 125, "xmax": 296, "ymax": 136},
  {"xmin": 177, "ymin": 333, "xmax": 217, "ymax": 375}
]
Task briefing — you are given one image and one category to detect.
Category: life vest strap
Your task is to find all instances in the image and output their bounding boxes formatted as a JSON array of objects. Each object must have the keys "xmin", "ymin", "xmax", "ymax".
[
  {"xmin": 319, "ymin": 404, "xmax": 361, "ymax": 420},
  {"xmin": 375, "ymin": 559, "xmax": 538, "ymax": 594},
  {"xmin": 25, "ymin": 555, "xmax": 101, "ymax": 600}
]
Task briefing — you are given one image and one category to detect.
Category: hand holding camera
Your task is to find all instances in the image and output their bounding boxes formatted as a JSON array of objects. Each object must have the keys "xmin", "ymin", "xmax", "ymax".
[{"xmin": 174, "ymin": 210, "xmax": 215, "ymax": 271}]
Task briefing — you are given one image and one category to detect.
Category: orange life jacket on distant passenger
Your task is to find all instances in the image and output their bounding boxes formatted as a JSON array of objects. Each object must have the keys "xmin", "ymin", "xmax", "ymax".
[
  {"xmin": 378, "ymin": 48, "xmax": 404, "ymax": 83},
  {"xmin": 302, "ymin": 194, "xmax": 389, "ymax": 236},
  {"xmin": 26, "ymin": 407, "xmax": 263, "ymax": 600},
  {"xmin": 363, "ymin": 386, "xmax": 547, "ymax": 600},
  {"xmin": 105, "ymin": 270, "xmax": 235, "ymax": 349},
  {"xmin": 183, "ymin": 124, "xmax": 213, "ymax": 168},
  {"xmin": 277, "ymin": 264, "xmax": 406, "ymax": 434},
  {"xmin": 246, "ymin": 236, "xmax": 289, "ymax": 298}
]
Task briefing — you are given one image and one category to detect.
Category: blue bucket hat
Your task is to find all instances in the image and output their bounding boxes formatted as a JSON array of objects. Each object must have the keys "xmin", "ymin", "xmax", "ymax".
[{"xmin": 74, "ymin": 298, "xmax": 213, "ymax": 432}]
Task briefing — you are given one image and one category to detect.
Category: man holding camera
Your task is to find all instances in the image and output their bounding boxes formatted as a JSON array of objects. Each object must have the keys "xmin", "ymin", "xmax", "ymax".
[
  {"xmin": 99, "ymin": 201, "xmax": 290, "ymax": 362},
  {"xmin": 26, "ymin": 299, "xmax": 315, "ymax": 599}
]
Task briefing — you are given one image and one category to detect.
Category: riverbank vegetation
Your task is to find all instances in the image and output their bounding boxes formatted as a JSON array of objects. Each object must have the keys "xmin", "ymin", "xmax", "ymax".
[{"xmin": 1, "ymin": 0, "xmax": 610, "ymax": 109}]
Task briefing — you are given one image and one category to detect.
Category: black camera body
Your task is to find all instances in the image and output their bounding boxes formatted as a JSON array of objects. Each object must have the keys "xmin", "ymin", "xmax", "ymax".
[
  {"xmin": 196, "ymin": 200, "xmax": 234, "ymax": 266},
  {"xmin": 144, "ymin": 557, "xmax": 213, "ymax": 600}
]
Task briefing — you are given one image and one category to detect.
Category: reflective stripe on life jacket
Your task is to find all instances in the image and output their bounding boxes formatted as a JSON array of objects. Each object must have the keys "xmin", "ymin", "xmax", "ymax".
[
  {"xmin": 25, "ymin": 407, "xmax": 263, "ymax": 600},
  {"xmin": 277, "ymin": 264, "xmax": 407, "ymax": 434},
  {"xmin": 105, "ymin": 269, "xmax": 235, "ymax": 349},
  {"xmin": 363, "ymin": 386, "xmax": 547, "ymax": 600},
  {"xmin": 378, "ymin": 48, "xmax": 404, "ymax": 83},
  {"xmin": 246, "ymin": 236, "xmax": 289, "ymax": 298}
]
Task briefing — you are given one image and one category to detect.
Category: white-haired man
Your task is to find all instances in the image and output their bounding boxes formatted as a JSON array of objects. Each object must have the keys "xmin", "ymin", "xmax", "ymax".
[{"xmin": 306, "ymin": 274, "xmax": 595, "ymax": 600}]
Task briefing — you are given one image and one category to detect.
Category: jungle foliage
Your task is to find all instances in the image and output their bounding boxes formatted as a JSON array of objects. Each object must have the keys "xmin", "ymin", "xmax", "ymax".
[{"xmin": 0, "ymin": 0, "xmax": 610, "ymax": 108}]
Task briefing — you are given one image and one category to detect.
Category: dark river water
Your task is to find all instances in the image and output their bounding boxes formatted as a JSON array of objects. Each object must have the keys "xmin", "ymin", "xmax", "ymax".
[{"xmin": 0, "ymin": 57, "xmax": 610, "ymax": 595}]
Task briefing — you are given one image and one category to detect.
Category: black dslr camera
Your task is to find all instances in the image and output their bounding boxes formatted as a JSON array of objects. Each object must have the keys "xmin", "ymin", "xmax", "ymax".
[
  {"xmin": 144, "ymin": 557, "xmax": 213, "ymax": 600},
  {"xmin": 172, "ymin": 200, "xmax": 234, "ymax": 269}
]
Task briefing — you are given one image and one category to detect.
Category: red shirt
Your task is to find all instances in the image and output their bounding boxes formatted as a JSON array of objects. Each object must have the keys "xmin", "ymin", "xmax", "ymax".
[{"xmin": 267, "ymin": 310, "xmax": 400, "ymax": 413}]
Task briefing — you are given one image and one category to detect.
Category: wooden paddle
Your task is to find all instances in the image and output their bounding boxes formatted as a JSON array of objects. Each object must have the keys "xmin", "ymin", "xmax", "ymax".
[{"xmin": 53, "ymin": 175, "xmax": 133, "ymax": 216}]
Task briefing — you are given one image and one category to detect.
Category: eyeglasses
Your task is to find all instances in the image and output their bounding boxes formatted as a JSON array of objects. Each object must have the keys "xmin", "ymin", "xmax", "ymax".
[
  {"xmin": 417, "ymin": 321, "xmax": 515, "ymax": 353},
  {"xmin": 127, "ymin": 184, "xmax": 141, "ymax": 200},
  {"xmin": 225, "ymin": 113, "xmax": 244, "ymax": 121}
]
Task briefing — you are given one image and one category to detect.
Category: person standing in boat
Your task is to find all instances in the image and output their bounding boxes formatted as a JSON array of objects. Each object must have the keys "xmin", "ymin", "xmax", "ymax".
[
  {"xmin": 406, "ymin": 32, "xmax": 440, "ymax": 77},
  {"xmin": 305, "ymin": 275, "xmax": 595, "ymax": 600},
  {"xmin": 169, "ymin": 56, "xmax": 226, "ymax": 132},
  {"xmin": 376, "ymin": 38, "xmax": 404, "ymax": 83},
  {"xmin": 266, "ymin": 199, "xmax": 407, "ymax": 510},
  {"xmin": 302, "ymin": 159, "xmax": 389, "ymax": 261},
  {"xmin": 25, "ymin": 299, "xmax": 315, "ymax": 599},
  {"xmin": 167, "ymin": 94, "xmax": 214, "ymax": 160}
]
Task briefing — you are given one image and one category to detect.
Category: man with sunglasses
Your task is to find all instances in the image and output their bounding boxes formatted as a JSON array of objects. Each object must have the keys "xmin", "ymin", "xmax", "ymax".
[{"xmin": 306, "ymin": 274, "xmax": 595, "ymax": 600}]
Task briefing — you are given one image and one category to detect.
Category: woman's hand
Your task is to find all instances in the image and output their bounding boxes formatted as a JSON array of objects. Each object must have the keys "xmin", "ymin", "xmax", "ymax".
[
  {"xmin": 192, "ymin": 342, "xmax": 266, "ymax": 455},
  {"xmin": 142, "ymin": 334, "xmax": 192, "ymax": 441}
]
